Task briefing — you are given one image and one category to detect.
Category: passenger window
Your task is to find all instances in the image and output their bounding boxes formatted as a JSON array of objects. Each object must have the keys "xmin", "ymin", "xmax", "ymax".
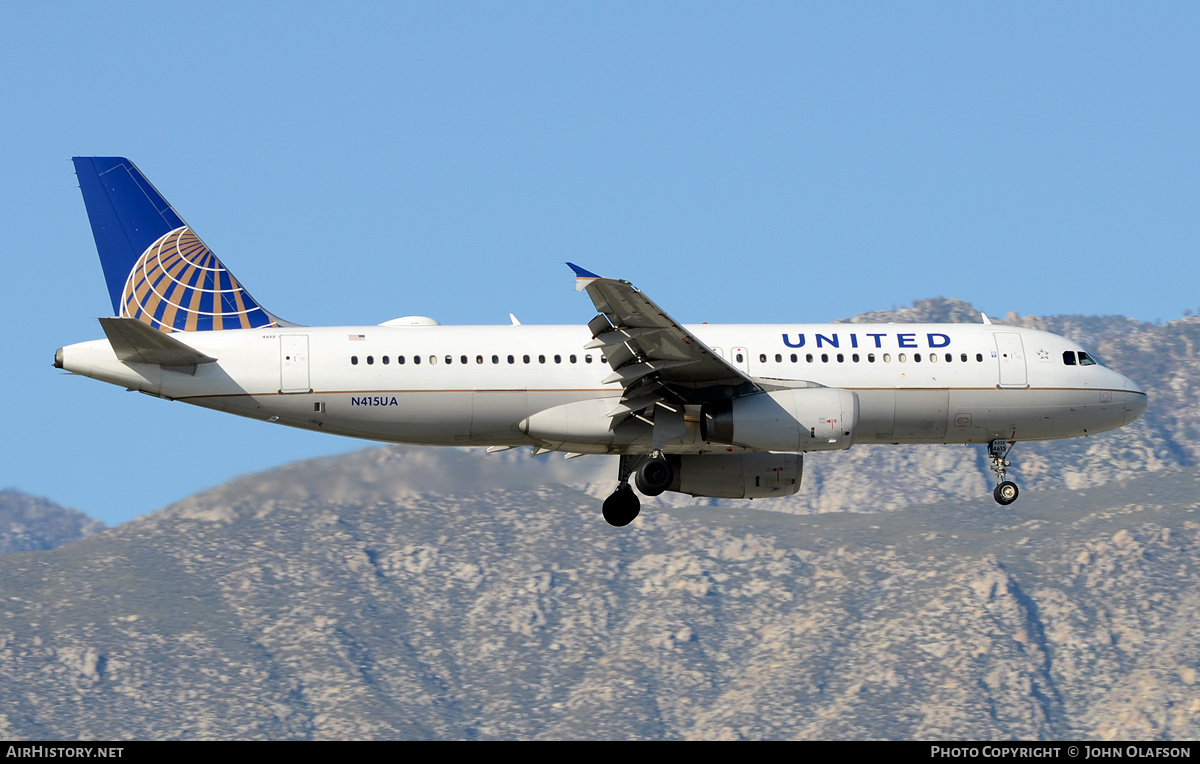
[
  {"xmin": 883, "ymin": 353, "xmax": 891, "ymax": 363},
  {"xmin": 429, "ymin": 355, "xmax": 437, "ymax": 365},
  {"xmin": 492, "ymin": 355, "xmax": 499, "ymax": 364},
  {"xmin": 928, "ymin": 353, "xmax": 936, "ymax": 363},
  {"xmin": 898, "ymin": 353, "xmax": 906, "ymax": 363},
  {"xmin": 570, "ymin": 354, "xmax": 577, "ymax": 363},
  {"xmin": 586, "ymin": 355, "xmax": 593, "ymax": 363},
  {"xmin": 461, "ymin": 355, "xmax": 468, "ymax": 364},
  {"xmin": 914, "ymin": 353, "xmax": 921, "ymax": 363},
  {"xmin": 476, "ymin": 355, "xmax": 483, "ymax": 364},
  {"xmin": 821, "ymin": 354, "xmax": 829, "ymax": 363},
  {"xmin": 836, "ymin": 353, "xmax": 844, "ymax": 363},
  {"xmin": 759, "ymin": 353, "xmax": 767, "ymax": 363},
  {"xmin": 1063, "ymin": 351, "xmax": 1077, "ymax": 366},
  {"xmin": 554, "ymin": 354, "xmax": 562, "ymax": 364},
  {"xmin": 398, "ymin": 356, "xmax": 406, "ymax": 364},
  {"xmin": 445, "ymin": 355, "xmax": 453, "ymax": 364},
  {"xmin": 538, "ymin": 355, "xmax": 546, "ymax": 364},
  {"xmin": 868, "ymin": 353, "xmax": 875, "ymax": 363},
  {"xmin": 736, "ymin": 353, "xmax": 744, "ymax": 362},
  {"xmin": 945, "ymin": 353, "xmax": 952, "ymax": 362},
  {"xmin": 523, "ymin": 355, "xmax": 530, "ymax": 364},
  {"xmin": 806, "ymin": 353, "xmax": 813, "ymax": 363},
  {"xmin": 414, "ymin": 355, "xmax": 421, "ymax": 365},
  {"xmin": 382, "ymin": 356, "xmax": 390, "ymax": 365},
  {"xmin": 961, "ymin": 353, "xmax": 968, "ymax": 362},
  {"xmin": 367, "ymin": 355, "xmax": 374, "ymax": 365},
  {"xmin": 976, "ymin": 353, "xmax": 983, "ymax": 362},
  {"xmin": 351, "ymin": 356, "xmax": 358, "ymax": 365},
  {"xmin": 507, "ymin": 355, "xmax": 514, "ymax": 364},
  {"xmin": 790, "ymin": 354, "xmax": 797, "ymax": 362},
  {"xmin": 852, "ymin": 353, "xmax": 859, "ymax": 362},
  {"xmin": 775, "ymin": 354, "xmax": 782, "ymax": 363}
]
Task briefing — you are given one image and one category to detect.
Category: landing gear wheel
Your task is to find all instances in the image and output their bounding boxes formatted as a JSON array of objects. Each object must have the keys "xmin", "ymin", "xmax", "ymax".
[
  {"xmin": 987, "ymin": 438, "xmax": 1020, "ymax": 506},
  {"xmin": 994, "ymin": 480, "xmax": 1019, "ymax": 506},
  {"xmin": 634, "ymin": 457, "xmax": 673, "ymax": 497},
  {"xmin": 602, "ymin": 485, "xmax": 641, "ymax": 527}
]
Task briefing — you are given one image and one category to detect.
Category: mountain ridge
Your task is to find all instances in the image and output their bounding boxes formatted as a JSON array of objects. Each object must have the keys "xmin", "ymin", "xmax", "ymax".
[
  {"xmin": 0, "ymin": 490, "xmax": 104, "ymax": 554},
  {"xmin": 1, "ymin": 455, "xmax": 1197, "ymax": 739}
]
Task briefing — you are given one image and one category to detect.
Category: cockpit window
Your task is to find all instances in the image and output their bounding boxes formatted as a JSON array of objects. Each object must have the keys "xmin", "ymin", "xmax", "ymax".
[
  {"xmin": 1065, "ymin": 350, "xmax": 1099, "ymax": 366},
  {"xmin": 1062, "ymin": 351, "xmax": 1076, "ymax": 366},
  {"xmin": 1078, "ymin": 351, "xmax": 1098, "ymax": 366}
]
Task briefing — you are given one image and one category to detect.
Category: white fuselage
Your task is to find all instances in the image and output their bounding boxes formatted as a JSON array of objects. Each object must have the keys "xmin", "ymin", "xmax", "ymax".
[{"xmin": 59, "ymin": 321, "xmax": 1147, "ymax": 454}]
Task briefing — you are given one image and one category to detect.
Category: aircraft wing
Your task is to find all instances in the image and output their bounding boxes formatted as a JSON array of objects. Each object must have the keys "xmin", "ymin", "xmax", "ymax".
[{"xmin": 569, "ymin": 264, "xmax": 759, "ymax": 430}]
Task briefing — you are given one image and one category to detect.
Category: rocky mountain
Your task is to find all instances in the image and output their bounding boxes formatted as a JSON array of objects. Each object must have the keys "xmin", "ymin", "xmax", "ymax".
[
  {"xmin": 1, "ymin": 445, "xmax": 1199, "ymax": 740},
  {"xmin": 0, "ymin": 490, "xmax": 104, "ymax": 554}
]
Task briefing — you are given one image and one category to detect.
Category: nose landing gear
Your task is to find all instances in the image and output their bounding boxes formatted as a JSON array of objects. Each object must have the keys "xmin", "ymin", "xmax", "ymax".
[{"xmin": 989, "ymin": 439, "xmax": 1019, "ymax": 506}]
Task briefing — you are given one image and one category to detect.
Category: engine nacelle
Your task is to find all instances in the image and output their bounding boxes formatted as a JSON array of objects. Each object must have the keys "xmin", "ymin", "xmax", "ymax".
[
  {"xmin": 668, "ymin": 453, "xmax": 802, "ymax": 499},
  {"xmin": 701, "ymin": 388, "xmax": 858, "ymax": 452}
]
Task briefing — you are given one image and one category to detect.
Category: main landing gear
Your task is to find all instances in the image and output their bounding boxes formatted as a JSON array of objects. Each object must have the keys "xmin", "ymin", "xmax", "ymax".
[
  {"xmin": 988, "ymin": 438, "xmax": 1020, "ymax": 506},
  {"xmin": 601, "ymin": 454, "xmax": 674, "ymax": 527}
]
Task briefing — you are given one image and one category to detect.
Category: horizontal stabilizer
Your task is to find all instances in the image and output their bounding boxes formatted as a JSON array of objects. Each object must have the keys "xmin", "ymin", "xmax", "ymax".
[{"xmin": 99, "ymin": 317, "xmax": 216, "ymax": 367}]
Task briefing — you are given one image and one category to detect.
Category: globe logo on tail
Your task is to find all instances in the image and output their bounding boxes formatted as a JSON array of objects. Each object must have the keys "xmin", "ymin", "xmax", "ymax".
[{"xmin": 120, "ymin": 226, "xmax": 277, "ymax": 332}]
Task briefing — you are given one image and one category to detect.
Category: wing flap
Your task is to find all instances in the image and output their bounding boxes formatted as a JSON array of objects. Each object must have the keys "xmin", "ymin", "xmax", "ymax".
[
  {"xmin": 567, "ymin": 267, "xmax": 762, "ymax": 447},
  {"xmin": 600, "ymin": 358, "xmax": 694, "ymax": 386},
  {"xmin": 581, "ymin": 278, "xmax": 756, "ymax": 398},
  {"xmin": 606, "ymin": 390, "xmax": 666, "ymax": 418},
  {"xmin": 584, "ymin": 326, "xmax": 669, "ymax": 349},
  {"xmin": 567, "ymin": 265, "xmax": 770, "ymax": 447}
]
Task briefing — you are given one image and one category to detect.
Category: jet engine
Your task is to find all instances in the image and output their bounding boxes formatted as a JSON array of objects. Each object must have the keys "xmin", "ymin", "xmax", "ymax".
[
  {"xmin": 667, "ymin": 452, "xmax": 802, "ymax": 499},
  {"xmin": 701, "ymin": 388, "xmax": 858, "ymax": 452}
]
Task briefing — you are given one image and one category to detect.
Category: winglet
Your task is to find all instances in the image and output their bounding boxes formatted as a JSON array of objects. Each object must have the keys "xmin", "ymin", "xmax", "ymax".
[
  {"xmin": 981, "ymin": 313, "xmax": 993, "ymax": 325},
  {"xmin": 566, "ymin": 262, "xmax": 601, "ymax": 292}
]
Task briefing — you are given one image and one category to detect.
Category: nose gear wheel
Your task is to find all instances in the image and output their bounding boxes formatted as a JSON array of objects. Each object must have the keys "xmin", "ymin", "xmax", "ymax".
[{"xmin": 988, "ymin": 439, "xmax": 1019, "ymax": 505}]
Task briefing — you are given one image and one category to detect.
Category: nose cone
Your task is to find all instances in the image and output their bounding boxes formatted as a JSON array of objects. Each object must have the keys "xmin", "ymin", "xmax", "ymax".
[{"xmin": 1122, "ymin": 374, "xmax": 1148, "ymax": 425}]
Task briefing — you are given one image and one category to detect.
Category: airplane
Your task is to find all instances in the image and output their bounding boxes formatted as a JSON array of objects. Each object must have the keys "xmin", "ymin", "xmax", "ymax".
[{"xmin": 56, "ymin": 157, "xmax": 1149, "ymax": 527}]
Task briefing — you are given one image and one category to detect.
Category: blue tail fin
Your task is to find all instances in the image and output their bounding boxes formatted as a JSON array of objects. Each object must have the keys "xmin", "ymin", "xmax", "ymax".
[{"xmin": 72, "ymin": 157, "xmax": 281, "ymax": 332}]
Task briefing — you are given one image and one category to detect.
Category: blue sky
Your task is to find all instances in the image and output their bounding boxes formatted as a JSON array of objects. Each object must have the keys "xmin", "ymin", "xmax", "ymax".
[{"xmin": 3, "ymin": 3, "xmax": 1197, "ymax": 526}]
